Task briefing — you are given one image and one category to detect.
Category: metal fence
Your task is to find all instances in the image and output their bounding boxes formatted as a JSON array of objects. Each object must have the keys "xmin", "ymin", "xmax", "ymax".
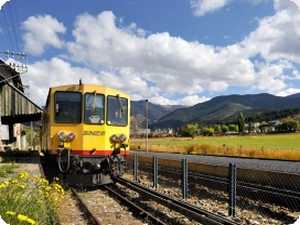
[{"xmin": 124, "ymin": 152, "xmax": 300, "ymax": 224}]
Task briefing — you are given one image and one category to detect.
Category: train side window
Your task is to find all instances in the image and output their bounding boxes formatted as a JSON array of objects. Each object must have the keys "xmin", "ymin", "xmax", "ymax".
[
  {"xmin": 107, "ymin": 95, "xmax": 128, "ymax": 126},
  {"xmin": 55, "ymin": 92, "xmax": 81, "ymax": 123},
  {"xmin": 84, "ymin": 93, "xmax": 105, "ymax": 124}
]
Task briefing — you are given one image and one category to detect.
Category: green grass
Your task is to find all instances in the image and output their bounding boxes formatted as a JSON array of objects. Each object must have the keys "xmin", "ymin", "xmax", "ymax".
[
  {"xmin": 133, "ymin": 133, "xmax": 300, "ymax": 151},
  {"xmin": 0, "ymin": 164, "xmax": 19, "ymax": 178}
]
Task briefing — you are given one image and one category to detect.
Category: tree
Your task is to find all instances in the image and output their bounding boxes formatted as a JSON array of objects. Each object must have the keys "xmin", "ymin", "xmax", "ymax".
[
  {"xmin": 237, "ymin": 112, "xmax": 245, "ymax": 133},
  {"xmin": 181, "ymin": 123, "xmax": 199, "ymax": 138},
  {"xmin": 213, "ymin": 125, "xmax": 221, "ymax": 134},
  {"xmin": 276, "ymin": 117, "xmax": 298, "ymax": 133},
  {"xmin": 228, "ymin": 124, "xmax": 239, "ymax": 132},
  {"xmin": 202, "ymin": 127, "xmax": 214, "ymax": 136},
  {"xmin": 221, "ymin": 125, "xmax": 229, "ymax": 134}
]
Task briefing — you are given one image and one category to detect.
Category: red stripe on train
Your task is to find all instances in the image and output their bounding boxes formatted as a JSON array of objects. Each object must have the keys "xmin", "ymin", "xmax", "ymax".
[{"xmin": 71, "ymin": 150, "xmax": 128, "ymax": 157}]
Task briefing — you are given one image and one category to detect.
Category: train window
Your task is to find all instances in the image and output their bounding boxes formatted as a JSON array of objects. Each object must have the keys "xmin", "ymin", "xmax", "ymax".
[
  {"xmin": 55, "ymin": 92, "xmax": 81, "ymax": 123},
  {"xmin": 84, "ymin": 93, "xmax": 105, "ymax": 124},
  {"xmin": 107, "ymin": 95, "xmax": 128, "ymax": 126}
]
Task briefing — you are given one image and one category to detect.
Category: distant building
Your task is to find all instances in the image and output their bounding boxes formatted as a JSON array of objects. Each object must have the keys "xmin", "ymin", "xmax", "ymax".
[{"xmin": 152, "ymin": 128, "xmax": 174, "ymax": 136}]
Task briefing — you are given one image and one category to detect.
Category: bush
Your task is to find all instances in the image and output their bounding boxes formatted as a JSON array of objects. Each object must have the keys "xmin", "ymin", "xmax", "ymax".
[
  {"xmin": 181, "ymin": 123, "xmax": 199, "ymax": 138},
  {"xmin": 276, "ymin": 117, "xmax": 298, "ymax": 133},
  {"xmin": 221, "ymin": 125, "xmax": 229, "ymax": 133},
  {"xmin": 0, "ymin": 170, "xmax": 64, "ymax": 225},
  {"xmin": 202, "ymin": 127, "xmax": 214, "ymax": 136}
]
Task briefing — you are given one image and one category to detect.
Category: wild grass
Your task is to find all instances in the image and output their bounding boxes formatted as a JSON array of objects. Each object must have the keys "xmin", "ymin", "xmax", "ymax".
[
  {"xmin": 0, "ymin": 164, "xmax": 19, "ymax": 178},
  {"xmin": 0, "ymin": 165, "xmax": 64, "ymax": 225},
  {"xmin": 131, "ymin": 133, "xmax": 300, "ymax": 160}
]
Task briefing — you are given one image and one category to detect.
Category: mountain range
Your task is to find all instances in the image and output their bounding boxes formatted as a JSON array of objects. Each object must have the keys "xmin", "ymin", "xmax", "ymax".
[{"xmin": 131, "ymin": 93, "xmax": 300, "ymax": 129}]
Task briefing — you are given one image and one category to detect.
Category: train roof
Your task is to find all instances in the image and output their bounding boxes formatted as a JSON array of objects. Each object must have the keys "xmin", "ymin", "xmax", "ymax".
[{"xmin": 45, "ymin": 83, "xmax": 130, "ymax": 108}]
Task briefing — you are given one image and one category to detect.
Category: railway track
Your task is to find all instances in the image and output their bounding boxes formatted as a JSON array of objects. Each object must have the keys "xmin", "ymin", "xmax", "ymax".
[
  {"xmin": 71, "ymin": 188, "xmax": 102, "ymax": 225},
  {"xmin": 166, "ymin": 166, "xmax": 300, "ymax": 202},
  {"xmin": 103, "ymin": 185, "xmax": 168, "ymax": 225},
  {"xmin": 132, "ymin": 161, "xmax": 300, "ymax": 207},
  {"xmin": 112, "ymin": 177, "xmax": 240, "ymax": 225}
]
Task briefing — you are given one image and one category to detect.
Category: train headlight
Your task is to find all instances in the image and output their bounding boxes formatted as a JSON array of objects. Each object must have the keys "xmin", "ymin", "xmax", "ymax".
[
  {"xmin": 66, "ymin": 132, "xmax": 76, "ymax": 142},
  {"xmin": 110, "ymin": 134, "xmax": 119, "ymax": 144},
  {"xmin": 57, "ymin": 131, "xmax": 66, "ymax": 142},
  {"xmin": 119, "ymin": 134, "xmax": 127, "ymax": 143}
]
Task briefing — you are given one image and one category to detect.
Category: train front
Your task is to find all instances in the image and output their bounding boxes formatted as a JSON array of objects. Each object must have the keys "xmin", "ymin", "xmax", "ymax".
[{"xmin": 43, "ymin": 84, "xmax": 130, "ymax": 186}]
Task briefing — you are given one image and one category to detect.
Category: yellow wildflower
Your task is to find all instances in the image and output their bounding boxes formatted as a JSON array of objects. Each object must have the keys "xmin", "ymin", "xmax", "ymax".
[
  {"xmin": 0, "ymin": 181, "xmax": 9, "ymax": 189},
  {"xmin": 5, "ymin": 211, "xmax": 16, "ymax": 216},
  {"xmin": 19, "ymin": 171, "xmax": 29, "ymax": 179},
  {"xmin": 25, "ymin": 217, "xmax": 36, "ymax": 225},
  {"xmin": 17, "ymin": 184, "xmax": 25, "ymax": 189},
  {"xmin": 10, "ymin": 179, "xmax": 18, "ymax": 185},
  {"xmin": 17, "ymin": 214, "xmax": 36, "ymax": 225}
]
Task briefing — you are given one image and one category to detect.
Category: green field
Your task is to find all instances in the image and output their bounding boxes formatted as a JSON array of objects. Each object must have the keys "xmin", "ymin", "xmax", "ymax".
[
  {"xmin": 132, "ymin": 133, "xmax": 300, "ymax": 160},
  {"xmin": 133, "ymin": 133, "xmax": 300, "ymax": 150}
]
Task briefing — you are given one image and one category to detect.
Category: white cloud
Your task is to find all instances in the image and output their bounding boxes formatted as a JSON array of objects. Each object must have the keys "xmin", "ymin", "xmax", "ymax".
[
  {"xmin": 149, "ymin": 95, "xmax": 177, "ymax": 105},
  {"xmin": 23, "ymin": 57, "xmax": 153, "ymax": 106},
  {"xmin": 241, "ymin": 0, "xmax": 300, "ymax": 63},
  {"xmin": 277, "ymin": 88, "xmax": 300, "ymax": 96},
  {"xmin": 190, "ymin": 0, "xmax": 230, "ymax": 16},
  {"xmin": 22, "ymin": 1, "xmax": 300, "ymax": 106},
  {"xmin": 66, "ymin": 11, "xmax": 255, "ymax": 98},
  {"xmin": 23, "ymin": 57, "xmax": 99, "ymax": 105},
  {"xmin": 149, "ymin": 94, "xmax": 210, "ymax": 106},
  {"xmin": 208, "ymin": 81, "xmax": 229, "ymax": 92},
  {"xmin": 178, "ymin": 95, "xmax": 210, "ymax": 106},
  {"xmin": 22, "ymin": 15, "xmax": 66, "ymax": 55},
  {"xmin": 255, "ymin": 62, "xmax": 287, "ymax": 93}
]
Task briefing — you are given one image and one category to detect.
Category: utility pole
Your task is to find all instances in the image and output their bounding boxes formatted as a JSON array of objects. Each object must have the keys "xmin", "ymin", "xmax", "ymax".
[
  {"xmin": 24, "ymin": 85, "xmax": 33, "ymax": 150},
  {"xmin": 145, "ymin": 99, "xmax": 149, "ymax": 152}
]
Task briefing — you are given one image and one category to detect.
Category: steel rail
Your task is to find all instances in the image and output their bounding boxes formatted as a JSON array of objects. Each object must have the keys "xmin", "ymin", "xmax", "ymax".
[
  {"xmin": 116, "ymin": 177, "xmax": 240, "ymax": 225},
  {"xmin": 71, "ymin": 188, "xmax": 102, "ymax": 225},
  {"xmin": 102, "ymin": 185, "xmax": 168, "ymax": 225}
]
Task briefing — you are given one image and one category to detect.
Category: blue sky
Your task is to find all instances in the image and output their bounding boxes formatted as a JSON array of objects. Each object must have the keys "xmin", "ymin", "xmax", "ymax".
[{"xmin": 0, "ymin": 0, "xmax": 300, "ymax": 106}]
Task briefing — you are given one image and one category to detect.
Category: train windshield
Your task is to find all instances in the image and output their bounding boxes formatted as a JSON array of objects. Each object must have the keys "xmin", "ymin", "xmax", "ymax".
[
  {"xmin": 84, "ymin": 93, "xmax": 105, "ymax": 124},
  {"xmin": 107, "ymin": 95, "xmax": 128, "ymax": 126},
  {"xmin": 55, "ymin": 92, "xmax": 81, "ymax": 123}
]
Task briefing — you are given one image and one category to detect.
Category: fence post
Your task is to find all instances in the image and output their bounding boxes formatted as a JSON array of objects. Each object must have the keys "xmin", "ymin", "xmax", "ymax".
[
  {"xmin": 133, "ymin": 153, "xmax": 138, "ymax": 182},
  {"xmin": 153, "ymin": 156, "xmax": 158, "ymax": 189},
  {"xmin": 181, "ymin": 158, "xmax": 188, "ymax": 199},
  {"xmin": 228, "ymin": 163, "xmax": 237, "ymax": 217}
]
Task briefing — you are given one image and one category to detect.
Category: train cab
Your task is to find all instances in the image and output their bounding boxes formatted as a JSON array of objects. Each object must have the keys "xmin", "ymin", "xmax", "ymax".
[{"xmin": 41, "ymin": 83, "xmax": 130, "ymax": 185}]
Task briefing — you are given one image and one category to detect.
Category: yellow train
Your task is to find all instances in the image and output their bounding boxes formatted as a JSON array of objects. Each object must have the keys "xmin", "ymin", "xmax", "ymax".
[{"xmin": 41, "ymin": 82, "xmax": 130, "ymax": 185}]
